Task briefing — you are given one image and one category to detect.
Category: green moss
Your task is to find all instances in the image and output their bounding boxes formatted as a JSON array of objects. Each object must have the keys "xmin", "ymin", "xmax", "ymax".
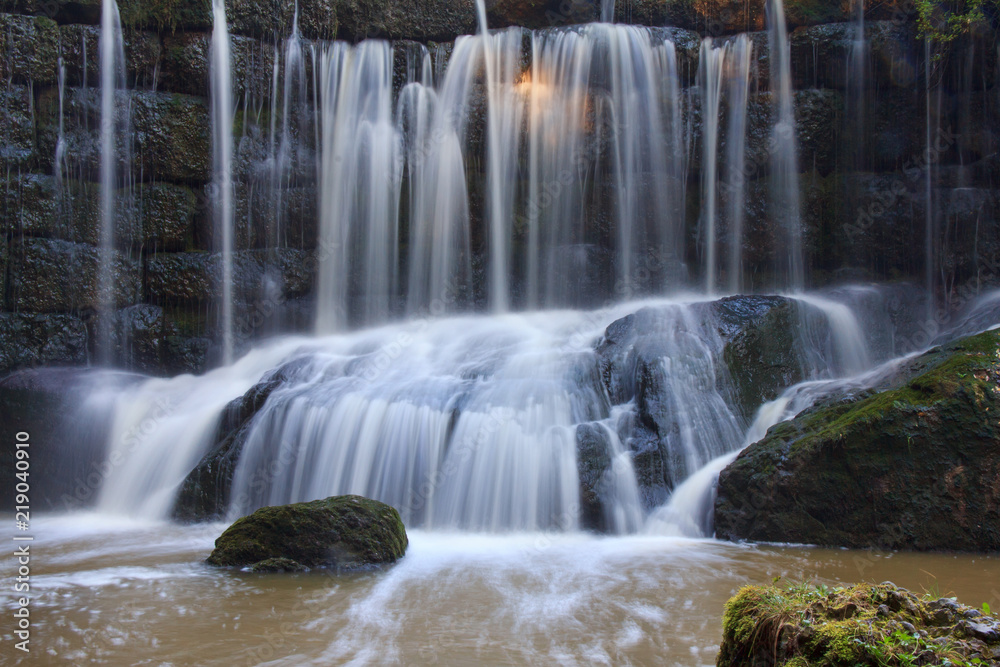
[
  {"xmin": 786, "ymin": 330, "xmax": 1000, "ymax": 457},
  {"xmin": 207, "ymin": 495, "xmax": 408, "ymax": 571},
  {"xmin": 719, "ymin": 583, "xmax": 1000, "ymax": 667}
]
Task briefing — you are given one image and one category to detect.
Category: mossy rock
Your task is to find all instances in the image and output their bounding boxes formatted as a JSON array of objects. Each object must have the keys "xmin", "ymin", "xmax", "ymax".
[
  {"xmin": 249, "ymin": 557, "xmax": 309, "ymax": 573},
  {"xmin": 206, "ymin": 495, "xmax": 408, "ymax": 571},
  {"xmin": 718, "ymin": 582, "xmax": 1000, "ymax": 666},
  {"xmin": 715, "ymin": 329, "xmax": 1000, "ymax": 551}
]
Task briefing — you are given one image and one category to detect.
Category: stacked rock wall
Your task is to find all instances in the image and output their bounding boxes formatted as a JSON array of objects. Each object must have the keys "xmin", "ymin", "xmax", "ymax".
[{"xmin": 1, "ymin": 0, "xmax": 997, "ymax": 375}]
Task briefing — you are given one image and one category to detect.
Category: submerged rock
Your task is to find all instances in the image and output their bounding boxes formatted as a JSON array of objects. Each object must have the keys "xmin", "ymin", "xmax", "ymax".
[
  {"xmin": 715, "ymin": 329, "xmax": 1000, "ymax": 552},
  {"xmin": 718, "ymin": 582, "xmax": 1000, "ymax": 666},
  {"xmin": 206, "ymin": 495, "xmax": 408, "ymax": 571}
]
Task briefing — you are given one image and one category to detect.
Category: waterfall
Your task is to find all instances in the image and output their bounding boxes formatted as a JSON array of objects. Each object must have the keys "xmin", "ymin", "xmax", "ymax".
[
  {"xmin": 399, "ymin": 38, "xmax": 478, "ymax": 318},
  {"xmin": 645, "ymin": 294, "xmax": 874, "ymax": 537},
  {"xmin": 308, "ymin": 24, "xmax": 690, "ymax": 326},
  {"xmin": 724, "ymin": 36, "xmax": 751, "ymax": 294},
  {"xmin": 699, "ymin": 39, "xmax": 725, "ymax": 295},
  {"xmin": 523, "ymin": 26, "xmax": 686, "ymax": 306},
  {"xmin": 97, "ymin": 0, "xmax": 126, "ymax": 364},
  {"xmin": 601, "ymin": 0, "xmax": 615, "ymax": 23},
  {"xmin": 483, "ymin": 29, "xmax": 526, "ymax": 312},
  {"xmin": 847, "ymin": 0, "xmax": 866, "ymax": 170},
  {"xmin": 54, "ymin": 57, "xmax": 67, "ymax": 187},
  {"xmin": 91, "ymin": 291, "xmax": 879, "ymax": 532},
  {"xmin": 314, "ymin": 42, "xmax": 402, "ymax": 331},
  {"xmin": 210, "ymin": 0, "xmax": 235, "ymax": 363},
  {"xmin": 766, "ymin": 0, "xmax": 804, "ymax": 290},
  {"xmin": 924, "ymin": 38, "xmax": 936, "ymax": 319},
  {"xmin": 698, "ymin": 36, "xmax": 753, "ymax": 295}
]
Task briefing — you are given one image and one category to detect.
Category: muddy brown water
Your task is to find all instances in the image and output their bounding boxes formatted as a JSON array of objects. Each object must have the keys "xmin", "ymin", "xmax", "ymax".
[{"xmin": 3, "ymin": 514, "xmax": 998, "ymax": 666}]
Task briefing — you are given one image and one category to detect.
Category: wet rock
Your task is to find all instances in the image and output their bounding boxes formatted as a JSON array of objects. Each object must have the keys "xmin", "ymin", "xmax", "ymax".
[
  {"xmin": 488, "ymin": 0, "xmax": 600, "ymax": 30},
  {"xmin": 135, "ymin": 182, "xmax": 198, "ymax": 252},
  {"xmin": 333, "ymin": 0, "xmax": 477, "ymax": 42},
  {"xmin": 717, "ymin": 296, "xmax": 803, "ymax": 419},
  {"xmin": 162, "ymin": 335, "xmax": 212, "ymax": 375},
  {"xmin": 5, "ymin": 0, "xmax": 102, "ymax": 24},
  {"xmin": 0, "ymin": 13, "xmax": 59, "ymax": 85},
  {"xmin": 0, "ymin": 313, "xmax": 88, "ymax": 373},
  {"xmin": 116, "ymin": 0, "xmax": 212, "ymax": 31},
  {"xmin": 868, "ymin": 87, "xmax": 925, "ymax": 169},
  {"xmin": 146, "ymin": 249, "xmax": 317, "ymax": 306},
  {"xmin": 1, "ymin": 174, "xmax": 95, "ymax": 244},
  {"xmin": 790, "ymin": 21, "xmax": 918, "ymax": 90},
  {"xmin": 59, "ymin": 24, "xmax": 162, "ymax": 88},
  {"xmin": 173, "ymin": 357, "xmax": 311, "ymax": 520},
  {"xmin": 206, "ymin": 495, "xmax": 408, "ymax": 571},
  {"xmin": 8, "ymin": 238, "xmax": 140, "ymax": 312},
  {"xmin": 36, "ymin": 87, "xmax": 211, "ymax": 185},
  {"xmin": 249, "ymin": 557, "xmax": 308, "ymax": 573},
  {"xmin": 795, "ymin": 89, "xmax": 843, "ymax": 177},
  {"xmin": 146, "ymin": 251, "xmax": 214, "ymax": 303},
  {"xmin": 576, "ymin": 423, "xmax": 613, "ymax": 531},
  {"xmin": 0, "ymin": 175, "xmax": 187, "ymax": 249},
  {"xmin": 225, "ymin": 0, "xmax": 336, "ymax": 40},
  {"xmin": 715, "ymin": 329, "xmax": 1000, "ymax": 551},
  {"xmin": 0, "ymin": 86, "xmax": 37, "ymax": 169},
  {"xmin": 112, "ymin": 304, "xmax": 165, "ymax": 374},
  {"xmin": 160, "ymin": 32, "xmax": 275, "ymax": 100}
]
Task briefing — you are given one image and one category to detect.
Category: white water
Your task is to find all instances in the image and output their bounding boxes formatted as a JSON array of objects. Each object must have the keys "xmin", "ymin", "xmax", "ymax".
[
  {"xmin": 91, "ymin": 292, "xmax": 875, "ymax": 535},
  {"xmin": 211, "ymin": 0, "xmax": 236, "ymax": 362},
  {"xmin": 767, "ymin": 0, "xmax": 804, "ymax": 289},
  {"xmin": 724, "ymin": 36, "xmax": 752, "ymax": 294},
  {"xmin": 698, "ymin": 35, "xmax": 752, "ymax": 294},
  {"xmin": 314, "ymin": 41, "xmax": 401, "ymax": 331},
  {"xmin": 97, "ymin": 0, "xmax": 126, "ymax": 364}
]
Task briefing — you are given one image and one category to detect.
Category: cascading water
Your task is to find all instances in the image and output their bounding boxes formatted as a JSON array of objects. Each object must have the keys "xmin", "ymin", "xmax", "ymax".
[
  {"xmin": 522, "ymin": 25, "xmax": 687, "ymax": 306},
  {"xmin": 699, "ymin": 39, "xmax": 725, "ymax": 294},
  {"xmin": 210, "ymin": 0, "xmax": 236, "ymax": 363},
  {"xmin": 93, "ymin": 290, "xmax": 879, "ymax": 535},
  {"xmin": 724, "ymin": 36, "xmax": 752, "ymax": 294},
  {"xmin": 314, "ymin": 41, "xmax": 402, "ymax": 331},
  {"xmin": 766, "ymin": 0, "xmax": 804, "ymax": 290},
  {"xmin": 96, "ymin": 0, "xmax": 127, "ymax": 364},
  {"xmin": 847, "ymin": 0, "xmax": 866, "ymax": 170},
  {"xmin": 645, "ymin": 294, "xmax": 874, "ymax": 537},
  {"xmin": 698, "ymin": 36, "xmax": 752, "ymax": 294}
]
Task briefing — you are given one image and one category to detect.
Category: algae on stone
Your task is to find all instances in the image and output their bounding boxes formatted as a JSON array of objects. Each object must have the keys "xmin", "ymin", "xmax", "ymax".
[
  {"xmin": 715, "ymin": 329, "xmax": 1000, "ymax": 552},
  {"xmin": 718, "ymin": 582, "xmax": 1000, "ymax": 666},
  {"xmin": 206, "ymin": 495, "xmax": 408, "ymax": 571}
]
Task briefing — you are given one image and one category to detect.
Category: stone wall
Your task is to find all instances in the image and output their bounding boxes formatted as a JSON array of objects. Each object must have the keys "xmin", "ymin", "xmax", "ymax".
[{"xmin": 1, "ymin": 0, "xmax": 998, "ymax": 375}]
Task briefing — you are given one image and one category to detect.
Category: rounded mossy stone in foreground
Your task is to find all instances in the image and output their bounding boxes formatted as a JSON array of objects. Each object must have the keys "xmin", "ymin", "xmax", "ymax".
[
  {"xmin": 718, "ymin": 582, "xmax": 1000, "ymax": 666},
  {"xmin": 206, "ymin": 495, "xmax": 408, "ymax": 571}
]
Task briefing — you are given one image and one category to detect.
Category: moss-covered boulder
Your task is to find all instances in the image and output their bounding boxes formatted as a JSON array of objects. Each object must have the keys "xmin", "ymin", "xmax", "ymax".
[
  {"xmin": 715, "ymin": 329, "xmax": 1000, "ymax": 552},
  {"xmin": 718, "ymin": 582, "xmax": 1000, "ymax": 666},
  {"xmin": 206, "ymin": 495, "xmax": 408, "ymax": 571}
]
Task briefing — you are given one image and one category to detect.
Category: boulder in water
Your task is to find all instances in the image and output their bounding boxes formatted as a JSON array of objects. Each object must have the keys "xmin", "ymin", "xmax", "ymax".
[
  {"xmin": 715, "ymin": 329, "xmax": 1000, "ymax": 551},
  {"xmin": 206, "ymin": 495, "xmax": 408, "ymax": 571}
]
